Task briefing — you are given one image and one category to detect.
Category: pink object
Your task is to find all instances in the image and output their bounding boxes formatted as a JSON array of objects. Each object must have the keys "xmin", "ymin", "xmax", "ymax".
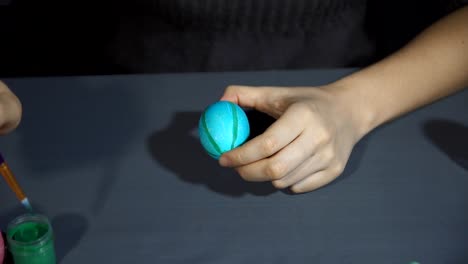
[{"xmin": 0, "ymin": 230, "xmax": 4, "ymax": 264}]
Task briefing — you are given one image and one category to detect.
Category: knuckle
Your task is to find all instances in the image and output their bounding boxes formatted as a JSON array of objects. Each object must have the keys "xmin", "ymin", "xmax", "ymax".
[
  {"xmin": 265, "ymin": 161, "xmax": 287, "ymax": 180},
  {"xmin": 321, "ymin": 148, "xmax": 335, "ymax": 164},
  {"xmin": 316, "ymin": 128, "xmax": 332, "ymax": 145},
  {"xmin": 261, "ymin": 135, "xmax": 278, "ymax": 155},
  {"xmin": 233, "ymin": 151, "xmax": 246, "ymax": 165},
  {"xmin": 271, "ymin": 99, "xmax": 286, "ymax": 111},
  {"xmin": 290, "ymin": 102, "xmax": 312, "ymax": 118},
  {"xmin": 294, "ymin": 102, "xmax": 310, "ymax": 112},
  {"xmin": 331, "ymin": 162, "xmax": 345, "ymax": 177},
  {"xmin": 225, "ymin": 85, "xmax": 239, "ymax": 92}
]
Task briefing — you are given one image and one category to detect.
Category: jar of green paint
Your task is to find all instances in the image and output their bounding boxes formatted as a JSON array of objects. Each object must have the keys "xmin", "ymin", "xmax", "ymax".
[{"xmin": 6, "ymin": 214, "xmax": 56, "ymax": 264}]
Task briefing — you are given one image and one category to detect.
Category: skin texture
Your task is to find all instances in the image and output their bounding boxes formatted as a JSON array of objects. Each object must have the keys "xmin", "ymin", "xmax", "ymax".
[
  {"xmin": 0, "ymin": 81, "xmax": 22, "ymax": 135},
  {"xmin": 219, "ymin": 5, "xmax": 468, "ymax": 193}
]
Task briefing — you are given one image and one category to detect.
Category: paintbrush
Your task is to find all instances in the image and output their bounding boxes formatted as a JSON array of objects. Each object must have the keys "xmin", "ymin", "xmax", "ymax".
[{"xmin": 0, "ymin": 153, "xmax": 33, "ymax": 212}]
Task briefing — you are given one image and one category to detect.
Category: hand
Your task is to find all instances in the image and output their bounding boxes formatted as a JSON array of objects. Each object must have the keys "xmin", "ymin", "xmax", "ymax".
[
  {"xmin": 218, "ymin": 84, "xmax": 370, "ymax": 193},
  {"xmin": 0, "ymin": 81, "xmax": 22, "ymax": 135}
]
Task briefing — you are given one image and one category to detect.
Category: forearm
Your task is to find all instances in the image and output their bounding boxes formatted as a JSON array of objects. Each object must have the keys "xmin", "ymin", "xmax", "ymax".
[{"xmin": 331, "ymin": 5, "xmax": 468, "ymax": 135}]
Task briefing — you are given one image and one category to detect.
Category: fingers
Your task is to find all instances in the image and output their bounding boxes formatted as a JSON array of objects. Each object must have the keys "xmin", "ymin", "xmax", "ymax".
[
  {"xmin": 219, "ymin": 85, "xmax": 356, "ymax": 193},
  {"xmin": 271, "ymin": 149, "xmax": 330, "ymax": 189},
  {"xmin": 231, "ymin": 129, "xmax": 348, "ymax": 193},
  {"xmin": 290, "ymin": 163, "xmax": 345, "ymax": 193},
  {"xmin": 219, "ymin": 104, "xmax": 307, "ymax": 167},
  {"xmin": 0, "ymin": 94, "xmax": 22, "ymax": 135},
  {"xmin": 0, "ymin": 82, "xmax": 22, "ymax": 135},
  {"xmin": 234, "ymin": 129, "xmax": 317, "ymax": 182}
]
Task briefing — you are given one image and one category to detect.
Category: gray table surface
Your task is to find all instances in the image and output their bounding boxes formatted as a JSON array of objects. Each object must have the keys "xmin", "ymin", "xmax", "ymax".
[{"xmin": 0, "ymin": 69, "xmax": 467, "ymax": 264}]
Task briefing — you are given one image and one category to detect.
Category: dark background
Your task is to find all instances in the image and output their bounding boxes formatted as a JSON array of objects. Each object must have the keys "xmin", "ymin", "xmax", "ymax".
[{"xmin": 0, "ymin": 0, "xmax": 465, "ymax": 77}]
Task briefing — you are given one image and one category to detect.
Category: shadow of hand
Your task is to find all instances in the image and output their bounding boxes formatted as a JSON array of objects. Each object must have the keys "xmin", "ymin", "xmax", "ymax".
[
  {"xmin": 423, "ymin": 119, "xmax": 468, "ymax": 171},
  {"xmin": 51, "ymin": 213, "xmax": 88, "ymax": 263},
  {"xmin": 147, "ymin": 111, "xmax": 277, "ymax": 197}
]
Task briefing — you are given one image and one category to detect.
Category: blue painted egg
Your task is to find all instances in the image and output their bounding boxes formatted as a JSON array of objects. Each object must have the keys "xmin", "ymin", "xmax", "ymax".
[{"xmin": 199, "ymin": 101, "xmax": 250, "ymax": 159}]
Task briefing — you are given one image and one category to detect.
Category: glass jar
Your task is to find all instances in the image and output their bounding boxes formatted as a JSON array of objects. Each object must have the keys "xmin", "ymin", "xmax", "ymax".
[{"xmin": 6, "ymin": 214, "xmax": 56, "ymax": 264}]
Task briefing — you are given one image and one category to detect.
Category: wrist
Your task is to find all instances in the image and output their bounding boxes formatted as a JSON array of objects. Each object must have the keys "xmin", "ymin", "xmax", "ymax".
[{"xmin": 324, "ymin": 77, "xmax": 381, "ymax": 140}]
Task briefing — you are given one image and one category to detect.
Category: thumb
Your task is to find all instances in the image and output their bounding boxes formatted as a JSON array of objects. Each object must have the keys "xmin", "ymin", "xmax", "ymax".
[
  {"xmin": 220, "ymin": 85, "xmax": 275, "ymax": 110},
  {"xmin": 220, "ymin": 85, "xmax": 290, "ymax": 118}
]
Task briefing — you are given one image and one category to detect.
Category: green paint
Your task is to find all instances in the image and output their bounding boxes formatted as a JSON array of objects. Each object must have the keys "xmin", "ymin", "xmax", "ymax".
[
  {"xmin": 201, "ymin": 111, "xmax": 222, "ymax": 155},
  {"xmin": 230, "ymin": 103, "xmax": 239, "ymax": 149},
  {"xmin": 6, "ymin": 214, "xmax": 56, "ymax": 264},
  {"xmin": 11, "ymin": 222, "xmax": 49, "ymax": 243}
]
